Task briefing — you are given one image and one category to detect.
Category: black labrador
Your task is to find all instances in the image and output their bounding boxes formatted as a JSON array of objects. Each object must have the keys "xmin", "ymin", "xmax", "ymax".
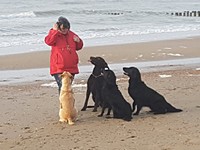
[
  {"xmin": 98, "ymin": 69, "xmax": 132, "ymax": 121},
  {"xmin": 81, "ymin": 56, "xmax": 109, "ymax": 112},
  {"xmin": 123, "ymin": 66, "xmax": 182, "ymax": 115}
]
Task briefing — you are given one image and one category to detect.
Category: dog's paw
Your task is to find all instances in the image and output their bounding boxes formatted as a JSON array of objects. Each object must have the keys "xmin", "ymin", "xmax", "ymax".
[
  {"xmin": 81, "ymin": 107, "xmax": 86, "ymax": 111},
  {"xmin": 105, "ymin": 116, "xmax": 112, "ymax": 119},
  {"xmin": 59, "ymin": 119, "xmax": 66, "ymax": 123},
  {"xmin": 98, "ymin": 114, "xmax": 103, "ymax": 117},
  {"xmin": 68, "ymin": 121, "xmax": 75, "ymax": 125}
]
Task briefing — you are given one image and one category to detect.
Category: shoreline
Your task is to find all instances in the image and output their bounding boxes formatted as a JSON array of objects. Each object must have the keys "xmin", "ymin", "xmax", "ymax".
[
  {"xmin": 0, "ymin": 36, "xmax": 200, "ymax": 71},
  {"xmin": 0, "ymin": 57, "xmax": 199, "ymax": 86}
]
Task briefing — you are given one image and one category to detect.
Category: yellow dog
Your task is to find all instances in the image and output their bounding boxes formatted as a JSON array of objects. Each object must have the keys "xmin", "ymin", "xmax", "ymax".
[{"xmin": 59, "ymin": 71, "xmax": 78, "ymax": 125}]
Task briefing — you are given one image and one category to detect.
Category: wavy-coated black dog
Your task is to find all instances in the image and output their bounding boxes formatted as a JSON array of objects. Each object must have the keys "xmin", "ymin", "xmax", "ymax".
[
  {"xmin": 81, "ymin": 56, "xmax": 109, "ymax": 112},
  {"xmin": 99, "ymin": 69, "xmax": 132, "ymax": 121},
  {"xmin": 123, "ymin": 67, "xmax": 182, "ymax": 115}
]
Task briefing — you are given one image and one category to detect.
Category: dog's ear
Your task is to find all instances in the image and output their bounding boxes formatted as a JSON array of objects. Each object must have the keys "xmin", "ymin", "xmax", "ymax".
[
  {"xmin": 66, "ymin": 72, "xmax": 73, "ymax": 78},
  {"xmin": 130, "ymin": 67, "xmax": 142, "ymax": 81},
  {"xmin": 59, "ymin": 74, "xmax": 63, "ymax": 78},
  {"xmin": 60, "ymin": 71, "xmax": 67, "ymax": 78}
]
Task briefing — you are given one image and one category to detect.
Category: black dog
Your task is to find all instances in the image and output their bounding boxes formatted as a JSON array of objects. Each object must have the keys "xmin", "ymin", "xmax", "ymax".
[
  {"xmin": 81, "ymin": 56, "xmax": 109, "ymax": 112},
  {"xmin": 98, "ymin": 69, "xmax": 132, "ymax": 121},
  {"xmin": 123, "ymin": 67, "xmax": 182, "ymax": 115}
]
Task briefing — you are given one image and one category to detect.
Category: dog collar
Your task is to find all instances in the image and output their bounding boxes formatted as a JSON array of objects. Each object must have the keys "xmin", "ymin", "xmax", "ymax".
[{"xmin": 92, "ymin": 73, "xmax": 103, "ymax": 78}]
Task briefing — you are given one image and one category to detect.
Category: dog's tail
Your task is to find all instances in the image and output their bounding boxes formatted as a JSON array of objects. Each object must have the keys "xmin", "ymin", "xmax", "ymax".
[{"xmin": 166, "ymin": 103, "xmax": 183, "ymax": 113}]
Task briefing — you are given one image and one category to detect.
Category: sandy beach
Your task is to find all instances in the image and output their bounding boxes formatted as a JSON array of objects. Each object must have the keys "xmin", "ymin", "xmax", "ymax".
[{"xmin": 0, "ymin": 37, "xmax": 200, "ymax": 150}]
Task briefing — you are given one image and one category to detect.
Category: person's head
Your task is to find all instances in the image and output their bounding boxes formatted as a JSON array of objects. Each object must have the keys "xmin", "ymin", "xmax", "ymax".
[{"xmin": 57, "ymin": 16, "xmax": 70, "ymax": 34}]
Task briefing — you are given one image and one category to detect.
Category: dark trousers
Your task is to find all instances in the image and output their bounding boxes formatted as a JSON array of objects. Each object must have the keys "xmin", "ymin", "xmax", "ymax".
[{"xmin": 53, "ymin": 73, "xmax": 62, "ymax": 94}]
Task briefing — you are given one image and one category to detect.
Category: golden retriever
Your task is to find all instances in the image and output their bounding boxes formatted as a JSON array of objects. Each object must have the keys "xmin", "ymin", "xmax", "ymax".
[{"xmin": 59, "ymin": 71, "xmax": 78, "ymax": 125}]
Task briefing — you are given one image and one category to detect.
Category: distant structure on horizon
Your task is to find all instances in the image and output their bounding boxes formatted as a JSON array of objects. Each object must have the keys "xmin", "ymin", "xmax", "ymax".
[{"xmin": 167, "ymin": 11, "xmax": 200, "ymax": 17}]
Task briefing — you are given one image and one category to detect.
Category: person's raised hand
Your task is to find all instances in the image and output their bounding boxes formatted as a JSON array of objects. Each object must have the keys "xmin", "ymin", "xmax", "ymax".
[{"xmin": 53, "ymin": 23, "xmax": 59, "ymax": 30}]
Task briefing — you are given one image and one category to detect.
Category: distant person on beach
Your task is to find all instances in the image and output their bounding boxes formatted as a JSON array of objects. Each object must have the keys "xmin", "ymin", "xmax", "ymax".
[{"xmin": 44, "ymin": 16, "xmax": 83, "ymax": 94}]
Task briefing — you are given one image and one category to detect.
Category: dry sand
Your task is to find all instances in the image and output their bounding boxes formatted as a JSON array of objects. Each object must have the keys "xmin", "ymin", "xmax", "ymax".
[
  {"xmin": 0, "ymin": 37, "xmax": 200, "ymax": 150},
  {"xmin": 0, "ymin": 36, "xmax": 200, "ymax": 70}
]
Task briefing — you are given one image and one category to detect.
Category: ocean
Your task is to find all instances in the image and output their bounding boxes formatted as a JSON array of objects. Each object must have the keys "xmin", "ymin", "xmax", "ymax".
[{"xmin": 0, "ymin": 0, "xmax": 200, "ymax": 56}]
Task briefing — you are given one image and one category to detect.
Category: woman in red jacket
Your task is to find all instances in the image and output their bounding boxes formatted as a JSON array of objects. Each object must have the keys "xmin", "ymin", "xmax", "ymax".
[{"xmin": 45, "ymin": 16, "xmax": 83, "ymax": 94}]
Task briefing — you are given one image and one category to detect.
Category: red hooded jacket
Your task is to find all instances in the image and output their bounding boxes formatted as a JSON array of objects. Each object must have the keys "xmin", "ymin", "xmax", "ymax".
[{"xmin": 45, "ymin": 29, "xmax": 83, "ymax": 75}]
